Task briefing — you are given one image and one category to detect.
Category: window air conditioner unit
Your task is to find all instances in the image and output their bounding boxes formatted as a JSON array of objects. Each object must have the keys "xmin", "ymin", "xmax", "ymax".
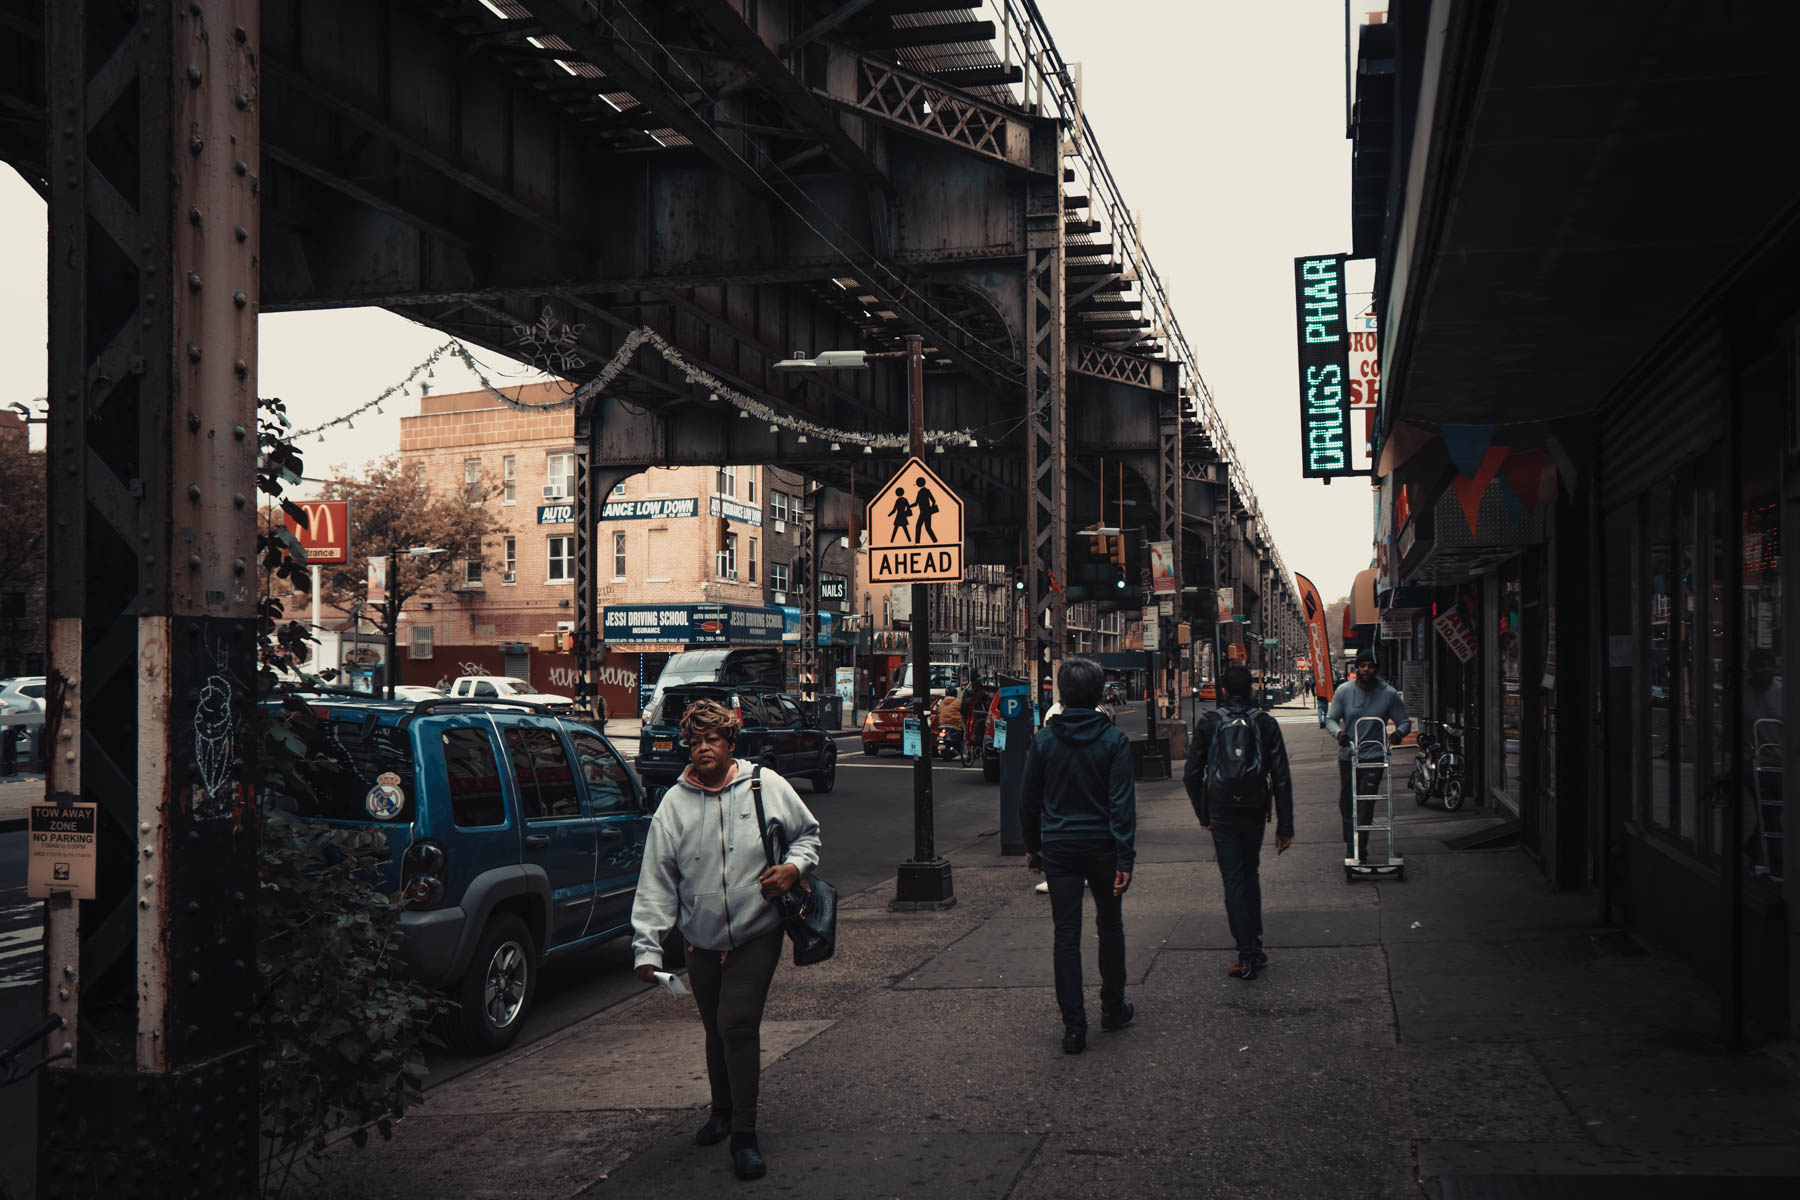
[
  {"xmin": 773, "ymin": 519, "xmax": 785, "ymax": 533},
  {"xmin": 773, "ymin": 592, "xmax": 786, "ymax": 605},
  {"xmin": 542, "ymin": 483, "xmax": 563, "ymax": 499},
  {"xmin": 502, "ymin": 572, "xmax": 516, "ymax": 584}
]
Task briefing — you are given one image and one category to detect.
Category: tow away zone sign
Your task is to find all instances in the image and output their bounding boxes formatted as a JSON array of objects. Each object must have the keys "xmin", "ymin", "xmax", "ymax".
[{"xmin": 29, "ymin": 801, "xmax": 97, "ymax": 899}]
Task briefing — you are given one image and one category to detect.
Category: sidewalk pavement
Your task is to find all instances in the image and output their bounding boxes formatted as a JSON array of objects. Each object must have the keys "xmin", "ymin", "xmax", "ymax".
[{"xmin": 294, "ymin": 723, "xmax": 1800, "ymax": 1196}]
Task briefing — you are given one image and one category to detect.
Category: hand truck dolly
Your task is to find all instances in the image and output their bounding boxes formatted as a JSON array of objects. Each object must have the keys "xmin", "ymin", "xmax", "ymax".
[{"xmin": 1346, "ymin": 716, "xmax": 1405, "ymax": 881}]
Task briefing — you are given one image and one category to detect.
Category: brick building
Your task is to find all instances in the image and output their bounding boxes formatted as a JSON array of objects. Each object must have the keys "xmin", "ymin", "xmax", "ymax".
[{"xmin": 394, "ymin": 385, "xmax": 855, "ymax": 713}]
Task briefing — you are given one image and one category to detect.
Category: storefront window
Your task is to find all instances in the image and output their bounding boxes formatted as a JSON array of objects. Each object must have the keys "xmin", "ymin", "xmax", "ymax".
[
  {"xmin": 1740, "ymin": 378, "xmax": 1783, "ymax": 880},
  {"xmin": 1497, "ymin": 564, "xmax": 1523, "ymax": 810},
  {"xmin": 1647, "ymin": 491, "xmax": 1673, "ymax": 830}
]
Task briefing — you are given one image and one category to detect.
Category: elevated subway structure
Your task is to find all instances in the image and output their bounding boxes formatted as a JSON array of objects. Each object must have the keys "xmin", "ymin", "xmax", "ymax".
[{"xmin": 0, "ymin": 0, "xmax": 1301, "ymax": 1178}]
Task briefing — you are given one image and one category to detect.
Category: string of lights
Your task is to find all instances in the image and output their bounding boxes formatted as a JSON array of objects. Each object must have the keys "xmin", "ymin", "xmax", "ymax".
[{"xmin": 288, "ymin": 326, "xmax": 990, "ymax": 451}]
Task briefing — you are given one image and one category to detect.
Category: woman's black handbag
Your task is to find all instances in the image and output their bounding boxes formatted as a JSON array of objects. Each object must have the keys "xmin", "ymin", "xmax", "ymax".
[{"xmin": 750, "ymin": 767, "xmax": 837, "ymax": 965}]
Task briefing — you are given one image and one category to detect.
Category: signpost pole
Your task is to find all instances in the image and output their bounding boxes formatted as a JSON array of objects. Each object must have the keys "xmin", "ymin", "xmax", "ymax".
[{"xmin": 895, "ymin": 333, "xmax": 954, "ymax": 908}]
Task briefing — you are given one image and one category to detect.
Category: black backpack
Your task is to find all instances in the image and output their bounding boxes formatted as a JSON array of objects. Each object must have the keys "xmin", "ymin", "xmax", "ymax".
[{"xmin": 1205, "ymin": 708, "xmax": 1268, "ymax": 814}]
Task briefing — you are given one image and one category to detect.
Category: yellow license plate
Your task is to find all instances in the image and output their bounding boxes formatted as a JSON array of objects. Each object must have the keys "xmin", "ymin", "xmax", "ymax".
[{"xmin": 653, "ymin": 739, "xmax": 673, "ymax": 751}]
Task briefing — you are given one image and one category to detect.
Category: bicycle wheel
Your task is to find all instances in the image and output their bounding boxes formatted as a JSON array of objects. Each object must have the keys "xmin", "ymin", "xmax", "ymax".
[
  {"xmin": 960, "ymin": 733, "xmax": 977, "ymax": 768},
  {"xmin": 1440, "ymin": 764, "xmax": 1464, "ymax": 812}
]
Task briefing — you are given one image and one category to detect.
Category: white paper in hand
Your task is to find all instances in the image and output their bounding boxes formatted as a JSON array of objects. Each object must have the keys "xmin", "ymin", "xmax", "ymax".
[{"xmin": 652, "ymin": 970, "xmax": 690, "ymax": 997}]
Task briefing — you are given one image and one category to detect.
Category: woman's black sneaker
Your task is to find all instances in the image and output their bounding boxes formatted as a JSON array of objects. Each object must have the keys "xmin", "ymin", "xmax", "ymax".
[
  {"xmin": 695, "ymin": 1112, "xmax": 732, "ymax": 1146},
  {"xmin": 732, "ymin": 1146, "xmax": 766, "ymax": 1180},
  {"xmin": 1101, "ymin": 1002, "xmax": 1135, "ymax": 1031}
]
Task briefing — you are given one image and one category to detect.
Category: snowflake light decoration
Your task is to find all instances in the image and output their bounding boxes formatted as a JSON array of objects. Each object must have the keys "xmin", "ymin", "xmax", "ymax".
[{"xmin": 510, "ymin": 306, "xmax": 588, "ymax": 374}]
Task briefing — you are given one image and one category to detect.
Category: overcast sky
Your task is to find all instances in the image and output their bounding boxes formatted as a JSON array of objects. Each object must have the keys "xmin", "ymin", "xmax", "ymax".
[{"xmin": 0, "ymin": 0, "xmax": 1372, "ymax": 601}]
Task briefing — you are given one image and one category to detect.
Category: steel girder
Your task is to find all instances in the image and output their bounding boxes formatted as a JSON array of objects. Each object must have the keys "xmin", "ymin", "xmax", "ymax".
[
  {"xmin": 39, "ymin": 1, "xmax": 260, "ymax": 1190},
  {"xmin": 1024, "ymin": 150, "xmax": 1067, "ymax": 701}
]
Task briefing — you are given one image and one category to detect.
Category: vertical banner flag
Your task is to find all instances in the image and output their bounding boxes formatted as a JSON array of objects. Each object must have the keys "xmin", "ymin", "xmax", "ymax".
[
  {"xmin": 1293, "ymin": 254, "xmax": 1356, "ymax": 479},
  {"xmin": 1149, "ymin": 540, "xmax": 1176, "ymax": 595},
  {"xmin": 367, "ymin": 555, "xmax": 389, "ymax": 609},
  {"xmin": 1296, "ymin": 573, "xmax": 1335, "ymax": 703}
]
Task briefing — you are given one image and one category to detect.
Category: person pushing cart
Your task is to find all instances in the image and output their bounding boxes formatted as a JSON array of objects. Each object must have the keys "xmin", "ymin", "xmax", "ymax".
[{"xmin": 1324, "ymin": 648, "xmax": 1411, "ymax": 876}]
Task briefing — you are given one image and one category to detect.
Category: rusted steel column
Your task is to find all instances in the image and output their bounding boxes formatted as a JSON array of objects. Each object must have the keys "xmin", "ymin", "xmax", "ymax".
[
  {"xmin": 1024, "ymin": 124, "xmax": 1068, "ymax": 710},
  {"xmin": 40, "ymin": 1, "xmax": 262, "ymax": 1192}
]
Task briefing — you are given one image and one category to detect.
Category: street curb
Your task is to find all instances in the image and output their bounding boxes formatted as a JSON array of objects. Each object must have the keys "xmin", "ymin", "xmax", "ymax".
[{"xmin": 0, "ymin": 818, "xmax": 24, "ymax": 833}]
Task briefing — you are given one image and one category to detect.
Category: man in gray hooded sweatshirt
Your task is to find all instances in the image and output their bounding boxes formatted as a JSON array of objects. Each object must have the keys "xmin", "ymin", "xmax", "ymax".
[{"xmin": 1324, "ymin": 647, "xmax": 1411, "ymax": 859}]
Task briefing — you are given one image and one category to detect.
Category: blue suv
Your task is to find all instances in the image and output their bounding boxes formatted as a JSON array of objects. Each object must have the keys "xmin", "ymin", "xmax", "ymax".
[{"xmin": 273, "ymin": 692, "xmax": 650, "ymax": 1052}]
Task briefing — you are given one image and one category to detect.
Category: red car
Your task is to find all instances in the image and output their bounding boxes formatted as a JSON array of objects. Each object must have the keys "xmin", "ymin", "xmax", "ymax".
[
  {"xmin": 862, "ymin": 695, "xmax": 936, "ymax": 755},
  {"xmin": 1198, "ymin": 682, "xmax": 1217, "ymax": 702}
]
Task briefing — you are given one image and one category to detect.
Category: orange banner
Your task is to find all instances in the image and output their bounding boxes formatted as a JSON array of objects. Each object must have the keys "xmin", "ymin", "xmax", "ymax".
[{"xmin": 1296, "ymin": 572, "xmax": 1335, "ymax": 703}]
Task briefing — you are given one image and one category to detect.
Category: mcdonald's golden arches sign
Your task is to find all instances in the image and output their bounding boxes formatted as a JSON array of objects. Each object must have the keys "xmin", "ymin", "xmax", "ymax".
[{"xmin": 284, "ymin": 500, "xmax": 351, "ymax": 564}]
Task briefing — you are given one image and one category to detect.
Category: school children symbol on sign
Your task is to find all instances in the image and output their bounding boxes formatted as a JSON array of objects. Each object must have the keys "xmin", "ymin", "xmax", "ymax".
[{"xmin": 864, "ymin": 456, "xmax": 964, "ymax": 584}]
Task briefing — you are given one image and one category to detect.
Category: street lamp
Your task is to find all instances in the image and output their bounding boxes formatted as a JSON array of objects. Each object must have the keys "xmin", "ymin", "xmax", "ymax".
[{"xmin": 774, "ymin": 334, "xmax": 954, "ymax": 909}]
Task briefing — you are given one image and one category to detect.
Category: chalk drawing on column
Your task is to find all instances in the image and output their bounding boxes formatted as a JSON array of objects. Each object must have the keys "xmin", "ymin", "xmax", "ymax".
[{"xmin": 192, "ymin": 641, "xmax": 237, "ymax": 820}]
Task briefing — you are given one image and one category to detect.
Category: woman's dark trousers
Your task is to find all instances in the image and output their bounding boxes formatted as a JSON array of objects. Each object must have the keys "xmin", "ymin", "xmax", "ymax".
[
  {"xmin": 1043, "ymin": 848, "xmax": 1127, "ymax": 1035},
  {"xmin": 685, "ymin": 925, "xmax": 783, "ymax": 1134}
]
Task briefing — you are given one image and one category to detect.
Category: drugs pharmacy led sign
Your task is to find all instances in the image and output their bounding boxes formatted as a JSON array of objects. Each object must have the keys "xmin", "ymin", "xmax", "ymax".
[{"xmin": 1293, "ymin": 254, "xmax": 1361, "ymax": 479}]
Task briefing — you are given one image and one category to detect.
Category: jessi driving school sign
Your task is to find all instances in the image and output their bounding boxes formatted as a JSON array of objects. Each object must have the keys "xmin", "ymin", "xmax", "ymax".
[{"xmin": 865, "ymin": 456, "xmax": 963, "ymax": 584}]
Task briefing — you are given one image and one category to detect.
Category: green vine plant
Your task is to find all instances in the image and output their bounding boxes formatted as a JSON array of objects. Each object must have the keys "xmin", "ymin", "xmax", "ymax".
[{"xmin": 252, "ymin": 395, "xmax": 448, "ymax": 1197}]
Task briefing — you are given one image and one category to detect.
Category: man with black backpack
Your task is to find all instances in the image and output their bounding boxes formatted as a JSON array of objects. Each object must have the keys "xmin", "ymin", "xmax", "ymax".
[{"xmin": 1185, "ymin": 665, "xmax": 1294, "ymax": 981}]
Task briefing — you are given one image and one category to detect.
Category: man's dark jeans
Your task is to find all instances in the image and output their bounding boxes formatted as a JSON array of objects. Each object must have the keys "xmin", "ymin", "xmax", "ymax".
[
  {"xmin": 1042, "ymin": 847, "xmax": 1126, "ymax": 1035},
  {"xmin": 1210, "ymin": 826, "xmax": 1264, "ymax": 961},
  {"xmin": 1338, "ymin": 759, "xmax": 1387, "ymax": 859}
]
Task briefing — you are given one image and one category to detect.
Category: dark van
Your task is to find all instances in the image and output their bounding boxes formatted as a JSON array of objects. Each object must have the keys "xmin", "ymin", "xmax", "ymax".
[{"xmin": 637, "ymin": 684, "xmax": 837, "ymax": 796}]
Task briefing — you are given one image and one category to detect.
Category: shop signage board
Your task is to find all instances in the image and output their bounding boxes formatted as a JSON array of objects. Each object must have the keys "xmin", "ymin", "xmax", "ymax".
[
  {"xmin": 367, "ymin": 556, "xmax": 388, "ymax": 608},
  {"xmin": 1433, "ymin": 609, "xmax": 1478, "ymax": 663},
  {"xmin": 602, "ymin": 603, "xmax": 787, "ymax": 646},
  {"xmin": 1379, "ymin": 610, "xmax": 1412, "ymax": 640},
  {"xmin": 602, "ymin": 497, "xmax": 699, "ymax": 520},
  {"xmin": 1293, "ymin": 253, "xmax": 1359, "ymax": 479},
  {"xmin": 537, "ymin": 504, "xmax": 574, "ymax": 525},
  {"xmin": 28, "ymin": 801, "xmax": 97, "ymax": 899},
  {"xmin": 283, "ymin": 500, "xmax": 350, "ymax": 563},
  {"xmin": 1141, "ymin": 608, "xmax": 1160, "ymax": 651},
  {"xmin": 709, "ymin": 496, "xmax": 763, "ymax": 526},
  {"xmin": 865, "ymin": 456, "xmax": 964, "ymax": 583},
  {"xmin": 820, "ymin": 575, "xmax": 847, "ymax": 602}
]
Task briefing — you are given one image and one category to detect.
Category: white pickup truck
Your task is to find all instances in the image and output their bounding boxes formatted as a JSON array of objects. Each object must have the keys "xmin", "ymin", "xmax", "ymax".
[{"xmin": 447, "ymin": 675, "xmax": 577, "ymax": 714}]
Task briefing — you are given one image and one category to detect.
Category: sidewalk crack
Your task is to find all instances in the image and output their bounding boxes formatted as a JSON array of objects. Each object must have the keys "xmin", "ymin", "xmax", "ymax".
[
  {"xmin": 1000, "ymin": 1130, "xmax": 1051, "ymax": 1199},
  {"xmin": 1378, "ymin": 884, "xmax": 1402, "ymax": 1046}
]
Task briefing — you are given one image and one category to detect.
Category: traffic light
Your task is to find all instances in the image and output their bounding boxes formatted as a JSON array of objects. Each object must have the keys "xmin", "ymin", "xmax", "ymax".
[
  {"xmin": 1013, "ymin": 565, "xmax": 1026, "ymax": 591},
  {"xmin": 1109, "ymin": 534, "xmax": 1126, "ymax": 569}
]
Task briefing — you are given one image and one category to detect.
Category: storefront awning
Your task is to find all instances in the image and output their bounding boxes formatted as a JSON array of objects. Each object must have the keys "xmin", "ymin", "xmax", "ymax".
[{"xmin": 1347, "ymin": 569, "xmax": 1379, "ymax": 629}]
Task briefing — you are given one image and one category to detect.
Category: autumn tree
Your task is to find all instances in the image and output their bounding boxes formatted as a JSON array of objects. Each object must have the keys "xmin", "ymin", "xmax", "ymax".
[
  {"xmin": 316, "ymin": 456, "xmax": 498, "ymax": 696},
  {"xmin": 0, "ymin": 425, "xmax": 46, "ymax": 672}
]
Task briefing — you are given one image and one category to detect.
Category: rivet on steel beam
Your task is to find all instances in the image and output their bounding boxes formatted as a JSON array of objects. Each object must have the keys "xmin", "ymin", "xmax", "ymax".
[
  {"xmin": 233, "ymin": 492, "xmax": 246, "ymax": 508},
  {"xmin": 187, "ymin": 411, "xmax": 202, "ymax": 431},
  {"xmin": 232, "ymin": 425, "xmax": 246, "ymax": 439},
  {"xmin": 186, "ymin": 66, "xmax": 202, "ymax": 86},
  {"xmin": 188, "ymin": 972, "xmax": 200, "ymax": 984},
  {"xmin": 189, "ymin": 551, "xmax": 202, "ymax": 567},
  {"xmin": 140, "ymin": 822, "xmax": 151, "ymax": 833},
  {"xmin": 139, "ymin": 897, "xmax": 150, "ymax": 908},
  {"xmin": 187, "ymin": 272, "xmax": 203, "ymax": 292},
  {"xmin": 142, "ymin": 846, "xmax": 153, "ymax": 858},
  {"xmin": 187, "ymin": 342, "xmax": 201, "ymax": 362},
  {"xmin": 234, "ymin": 359, "xmax": 248, "ymax": 379},
  {"xmin": 233, "ymin": 160, "xmax": 246, "ymax": 176},
  {"xmin": 235, "ymin": 93, "xmax": 249, "ymax": 110},
  {"xmin": 233, "ymin": 558, "xmax": 246, "ymax": 575},
  {"xmin": 188, "ymin": 207, "xmax": 202, "ymax": 227},
  {"xmin": 62, "ymin": 965, "xmax": 73, "ymax": 979},
  {"xmin": 186, "ymin": 901, "xmax": 200, "ymax": 914},
  {"xmin": 190, "ymin": 137, "xmax": 204, "ymax": 156},
  {"xmin": 234, "ymin": 25, "xmax": 247, "ymax": 42},
  {"xmin": 58, "ymin": 987, "xmax": 69, "ymax": 1000},
  {"xmin": 233, "ymin": 290, "xmax": 247, "ymax": 309},
  {"xmin": 234, "ymin": 225, "xmax": 247, "ymax": 242},
  {"xmin": 188, "ymin": 484, "xmax": 201, "ymax": 501},
  {"xmin": 143, "ymin": 874, "xmax": 155, "ymax": 887},
  {"xmin": 188, "ymin": 830, "xmax": 201, "ymax": 843}
]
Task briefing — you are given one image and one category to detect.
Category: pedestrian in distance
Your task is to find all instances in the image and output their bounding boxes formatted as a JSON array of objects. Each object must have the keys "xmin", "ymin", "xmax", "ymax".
[
  {"xmin": 1021, "ymin": 657, "xmax": 1137, "ymax": 1054},
  {"xmin": 1324, "ymin": 648, "xmax": 1411, "ymax": 861},
  {"xmin": 631, "ymin": 698, "xmax": 822, "ymax": 1182},
  {"xmin": 1185, "ymin": 665, "xmax": 1294, "ymax": 981},
  {"xmin": 887, "ymin": 487, "xmax": 914, "ymax": 542}
]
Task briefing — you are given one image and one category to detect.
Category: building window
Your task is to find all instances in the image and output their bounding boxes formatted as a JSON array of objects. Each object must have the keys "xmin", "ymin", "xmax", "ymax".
[
  {"xmin": 747, "ymin": 474, "xmax": 756, "ymax": 504},
  {"xmin": 613, "ymin": 481, "xmax": 626, "ymax": 497},
  {"xmin": 463, "ymin": 536, "xmax": 483, "ymax": 587},
  {"xmin": 717, "ymin": 531, "xmax": 738, "ymax": 580},
  {"xmin": 717, "ymin": 464, "xmax": 736, "ymax": 497},
  {"xmin": 613, "ymin": 531, "xmax": 627, "ymax": 579},
  {"xmin": 408, "ymin": 624, "xmax": 434, "ymax": 659},
  {"xmin": 748, "ymin": 537, "xmax": 757, "ymax": 583},
  {"xmin": 502, "ymin": 537, "xmax": 516, "ymax": 583},
  {"xmin": 883, "ymin": 595, "xmax": 891, "ymax": 624},
  {"xmin": 546, "ymin": 535, "xmax": 573, "ymax": 582},
  {"xmin": 770, "ymin": 561, "xmax": 788, "ymax": 593},
  {"xmin": 502, "ymin": 455, "xmax": 516, "ymax": 505},
  {"xmin": 771, "ymin": 492, "xmax": 788, "ymax": 523},
  {"xmin": 464, "ymin": 458, "xmax": 483, "ymax": 503},
  {"xmin": 544, "ymin": 451, "xmax": 574, "ymax": 500}
]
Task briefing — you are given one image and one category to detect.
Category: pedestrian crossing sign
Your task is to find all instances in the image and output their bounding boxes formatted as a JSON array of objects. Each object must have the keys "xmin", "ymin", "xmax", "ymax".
[{"xmin": 865, "ymin": 456, "xmax": 964, "ymax": 584}]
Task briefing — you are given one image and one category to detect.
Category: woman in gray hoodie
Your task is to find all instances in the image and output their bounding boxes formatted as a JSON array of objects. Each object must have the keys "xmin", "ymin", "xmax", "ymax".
[{"xmin": 630, "ymin": 698, "xmax": 822, "ymax": 1181}]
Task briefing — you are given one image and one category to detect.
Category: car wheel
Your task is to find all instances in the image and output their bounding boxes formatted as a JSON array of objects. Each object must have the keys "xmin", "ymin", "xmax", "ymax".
[
  {"xmin": 811, "ymin": 747, "xmax": 837, "ymax": 793},
  {"xmin": 863, "ymin": 744, "xmax": 880, "ymax": 757},
  {"xmin": 449, "ymin": 913, "xmax": 538, "ymax": 1054}
]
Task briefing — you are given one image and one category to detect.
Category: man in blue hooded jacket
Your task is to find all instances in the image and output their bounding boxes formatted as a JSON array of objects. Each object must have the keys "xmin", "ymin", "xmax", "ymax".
[
  {"xmin": 1325, "ymin": 647, "xmax": 1411, "ymax": 859},
  {"xmin": 1021, "ymin": 657, "xmax": 1137, "ymax": 1055}
]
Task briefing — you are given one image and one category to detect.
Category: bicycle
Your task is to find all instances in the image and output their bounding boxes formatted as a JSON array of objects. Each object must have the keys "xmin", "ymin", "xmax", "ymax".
[
  {"xmin": 2, "ymin": 1012, "xmax": 68, "ymax": 1089},
  {"xmin": 1408, "ymin": 719, "xmax": 1465, "ymax": 811}
]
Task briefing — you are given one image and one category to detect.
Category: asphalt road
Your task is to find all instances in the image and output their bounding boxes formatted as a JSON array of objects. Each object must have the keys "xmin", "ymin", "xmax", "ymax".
[{"xmin": 0, "ymin": 829, "xmax": 38, "ymax": 1197}]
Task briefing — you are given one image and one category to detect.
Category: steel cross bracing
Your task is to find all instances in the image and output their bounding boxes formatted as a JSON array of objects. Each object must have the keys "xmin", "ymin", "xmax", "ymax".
[
  {"xmin": 1024, "ymin": 156, "xmax": 1068, "ymax": 701},
  {"xmin": 38, "ymin": 1, "xmax": 261, "ymax": 1189}
]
